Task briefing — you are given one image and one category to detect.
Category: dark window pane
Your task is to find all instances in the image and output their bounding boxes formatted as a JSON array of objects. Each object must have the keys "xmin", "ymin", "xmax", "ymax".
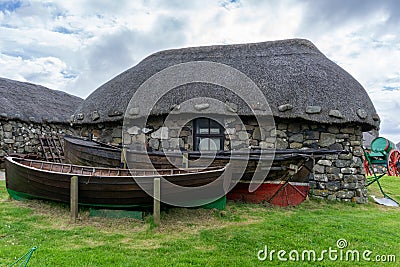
[{"xmin": 196, "ymin": 118, "xmax": 209, "ymax": 134}]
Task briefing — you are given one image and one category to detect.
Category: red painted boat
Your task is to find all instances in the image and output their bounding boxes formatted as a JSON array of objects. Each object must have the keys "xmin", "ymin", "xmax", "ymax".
[{"xmin": 227, "ymin": 181, "xmax": 309, "ymax": 206}]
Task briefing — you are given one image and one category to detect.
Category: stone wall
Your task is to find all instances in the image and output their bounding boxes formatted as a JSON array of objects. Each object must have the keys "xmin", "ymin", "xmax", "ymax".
[
  {"xmin": 0, "ymin": 119, "xmax": 76, "ymax": 167},
  {"xmin": 76, "ymin": 116, "xmax": 367, "ymax": 204},
  {"xmin": 272, "ymin": 120, "xmax": 366, "ymax": 204}
]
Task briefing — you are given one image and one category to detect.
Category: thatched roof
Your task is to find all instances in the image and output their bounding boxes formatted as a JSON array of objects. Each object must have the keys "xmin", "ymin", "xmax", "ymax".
[
  {"xmin": 74, "ymin": 39, "xmax": 378, "ymax": 131},
  {"xmin": 0, "ymin": 77, "xmax": 82, "ymax": 124}
]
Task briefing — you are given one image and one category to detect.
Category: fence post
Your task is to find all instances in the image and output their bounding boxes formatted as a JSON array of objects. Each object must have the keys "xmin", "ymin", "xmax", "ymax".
[
  {"xmin": 153, "ymin": 177, "xmax": 161, "ymax": 226},
  {"xmin": 182, "ymin": 152, "xmax": 189, "ymax": 168},
  {"xmin": 70, "ymin": 176, "xmax": 79, "ymax": 223}
]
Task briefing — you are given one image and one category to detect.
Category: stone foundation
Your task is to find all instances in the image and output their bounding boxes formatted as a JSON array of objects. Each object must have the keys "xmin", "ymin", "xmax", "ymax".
[{"xmin": 76, "ymin": 116, "xmax": 367, "ymax": 204}]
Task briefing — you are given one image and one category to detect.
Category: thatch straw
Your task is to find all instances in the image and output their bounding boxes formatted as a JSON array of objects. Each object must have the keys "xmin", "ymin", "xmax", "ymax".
[
  {"xmin": 74, "ymin": 39, "xmax": 378, "ymax": 131},
  {"xmin": 0, "ymin": 77, "xmax": 82, "ymax": 124}
]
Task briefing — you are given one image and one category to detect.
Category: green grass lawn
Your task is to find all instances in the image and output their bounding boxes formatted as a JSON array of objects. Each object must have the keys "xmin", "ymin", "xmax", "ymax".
[{"xmin": 0, "ymin": 178, "xmax": 400, "ymax": 266}]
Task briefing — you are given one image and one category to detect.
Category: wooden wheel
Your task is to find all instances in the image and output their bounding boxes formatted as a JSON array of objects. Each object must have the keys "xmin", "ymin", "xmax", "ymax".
[{"xmin": 387, "ymin": 150, "xmax": 400, "ymax": 176}]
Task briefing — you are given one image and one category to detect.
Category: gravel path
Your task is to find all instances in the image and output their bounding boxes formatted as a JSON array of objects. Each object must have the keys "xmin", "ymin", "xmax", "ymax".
[{"xmin": 0, "ymin": 170, "xmax": 4, "ymax": 180}]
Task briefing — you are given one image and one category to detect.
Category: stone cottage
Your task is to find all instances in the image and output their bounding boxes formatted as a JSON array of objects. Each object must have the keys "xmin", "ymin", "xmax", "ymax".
[
  {"xmin": 72, "ymin": 39, "xmax": 379, "ymax": 203},
  {"xmin": 0, "ymin": 77, "xmax": 82, "ymax": 166}
]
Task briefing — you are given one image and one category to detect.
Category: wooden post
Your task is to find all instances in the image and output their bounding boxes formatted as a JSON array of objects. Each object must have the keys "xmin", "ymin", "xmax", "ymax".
[
  {"xmin": 70, "ymin": 176, "xmax": 79, "ymax": 223},
  {"xmin": 121, "ymin": 147, "xmax": 127, "ymax": 169},
  {"xmin": 223, "ymin": 163, "xmax": 233, "ymax": 193},
  {"xmin": 153, "ymin": 177, "xmax": 161, "ymax": 226},
  {"xmin": 182, "ymin": 152, "xmax": 189, "ymax": 168}
]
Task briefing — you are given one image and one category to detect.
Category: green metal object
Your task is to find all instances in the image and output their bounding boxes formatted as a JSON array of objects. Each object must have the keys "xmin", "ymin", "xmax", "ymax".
[
  {"xmin": 7, "ymin": 188, "xmax": 152, "ymax": 209},
  {"xmin": 371, "ymin": 137, "xmax": 395, "ymax": 153},
  {"xmin": 363, "ymin": 147, "xmax": 399, "ymax": 206},
  {"xmin": 9, "ymin": 247, "xmax": 37, "ymax": 267},
  {"xmin": 199, "ymin": 196, "xmax": 226, "ymax": 210}
]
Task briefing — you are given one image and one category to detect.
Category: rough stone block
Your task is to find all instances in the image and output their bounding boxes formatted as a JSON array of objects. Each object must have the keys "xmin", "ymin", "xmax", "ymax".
[
  {"xmin": 319, "ymin": 133, "xmax": 336, "ymax": 147},
  {"xmin": 278, "ymin": 104, "xmax": 293, "ymax": 112},
  {"xmin": 342, "ymin": 183, "xmax": 357, "ymax": 190},
  {"xmin": 325, "ymin": 154, "xmax": 339, "ymax": 160},
  {"xmin": 289, "ymin": 133, "xmax": 303, "ymax": 143},
  {"xmin": 328, "ymin": 143, "xmax": 344, "ymax": 150},
  {"xmin": 151, "ymin": 127, "xmax": 169, "ymax": 140},
  {"xmin": 259, "ymin": 141, "xmax": 274, "ymax": 149},
  {"xmin": 317, "ymin": 159, "xmax": 332, "ymax": 166},
  {"xmin": 306, "ymin": 106, "xmax": 322, "ymax": 114},
  {"xmin": 314, "ymin": 174, "xmax": 328, "ymax": 182},
  {"xmin": 350, "ymin": 157, "xmax": 363, "ymax": 168},
  {"xmin": 277, "ymin": 123, "xmax": 287, "ymax": 130},
  {"xmin": 231, "ymin": 140, "xmax": 247, "ymax": 149},
  {"xmin": 288, "ymin": 123, "xmax": 301, "ymax": 133},
  {"xmin": 326, "ymin": 174, "xmax": 340, "ymax": 182},
  {"xmin": 341, "ymin": 168, "xmax": 357, "ymax": 174},
  {"xmin": 327, "ymin": 125, "xmax": 340, "ymax": 134},
  {"xmin": 355, "ymin": 197, "xmax": 367, "ymax": 204},
  {"xmin": 326, "ymin": 181, "xmax": 340, "ymax": 191},
  {"xmin": 3, "ymin": 124, "xmax": 12, "ymax": 132},
  {"xmin": 225, "ymin": 128, "xmax": 236, "ymax": 136},
  {"xmin": 304, "ymin": 131, "xmax": 320, "ymax": 140},
  {"xmin": 4, "ymin": 139, "xmax": 15, "ymax": 144},
  {"xmin": 289, "ymin": 142, "xmax": 302, "ymax": 149},
  {"xmin": 303, "ymin": 140, "xmax": 318, "ymax": 148},
  {"xmin": 340, "ymin": 127, "xmax": 355, "ymax": 134},
  {"xmin": 314, "ymin": 189, "xmax": 329, "ymax": 197},
  {"xmin": 271, "ymin": 130, "xmax": 287, "ymax": 138},
  {"xmin": 338, "ymin": 153, "xmax": 352, "ymax": 160},
  {"xmin": 313, "ymin": 165, "xmax": 325, "ymax": 174},
  {"xmin": 352, "ymin": 147, "xmax": 363, "ymax": 157},
  {"xmin": 343, "ymin": 175, "xmax": 358, "ymax": 183},
  {"xmin": 327, "ymin": 195, "xmax": 337, "ymax": 201},
  {"xmin": 127, "ymin": 126, "xmax": 141, "ymax": 135},
  {"xmin": 238, "ymin": 131, "xmax": 249, "ymax": 141},
  {"xmin": 329, "ymin": 109, "xmax": 344, "ymax": 119},
  {"xmin": 275, "ymin": 139, "xmax": 288, "ymax": 149},
  {"xmin": 335, "ymin": 159, "xmax": 350, "ymax": 168},
  {"xmin": 4, "ymin": 131, "xmax": 13, "ymax": 139},
  {"xmin": 169, "ymin": 138, "xmax": 183, "ymax": 150}
]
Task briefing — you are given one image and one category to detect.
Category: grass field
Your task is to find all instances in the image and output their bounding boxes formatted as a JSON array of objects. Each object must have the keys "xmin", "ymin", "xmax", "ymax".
[{"xmin": 0, "ymin": 177, "xmax": 399, "ymax": 266}]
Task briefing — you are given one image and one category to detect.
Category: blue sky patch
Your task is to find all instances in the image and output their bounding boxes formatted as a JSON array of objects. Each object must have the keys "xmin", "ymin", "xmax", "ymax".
[
  {"xmin": 0, "ymin": 0, "xmax": 22, "ymax": 13},
  {"xmin": 53, "ymin": 26, "xmax": 75, "ymax": 35},
  {"xmin": 61, "ymin": 70, "xmax": 78, "ymax": 79},
  {"xmin": 383, "ymin": 86, "xmax": 400, "ymax": 91}
]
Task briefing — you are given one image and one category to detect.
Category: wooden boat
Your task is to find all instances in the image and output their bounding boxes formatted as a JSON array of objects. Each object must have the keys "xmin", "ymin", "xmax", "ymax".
[
  {"xmin": 63, "ymin": 135, "xmax": 345, "ymax": 206},
  {"xmin": 64, "ymin": 135, "xmax": 122, "ymax": 168},
  {"xmin": 5, "ymin": 157, "xmax": 227, "ymax": 208},
  {"xmin": 64, "ymin": 135, "xmax": 318, "ymax": 174}
]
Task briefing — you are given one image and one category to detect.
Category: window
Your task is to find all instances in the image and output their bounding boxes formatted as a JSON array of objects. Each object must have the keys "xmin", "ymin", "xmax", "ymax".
[{"xmin": 193, "ymin": 118, "xmax": 225, "ymax": 151}]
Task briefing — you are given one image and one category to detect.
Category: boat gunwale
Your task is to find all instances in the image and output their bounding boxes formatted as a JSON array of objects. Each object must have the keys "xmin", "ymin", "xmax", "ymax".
[{"xmin": 5, "ymin": 157, "xmax": 227, "ymax": 179}]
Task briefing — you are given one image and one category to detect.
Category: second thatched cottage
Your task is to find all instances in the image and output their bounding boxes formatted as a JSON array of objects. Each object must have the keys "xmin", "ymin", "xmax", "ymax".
[{"xmin": 0, "ymin": 78, "xmax": 82, "ymax": 166}]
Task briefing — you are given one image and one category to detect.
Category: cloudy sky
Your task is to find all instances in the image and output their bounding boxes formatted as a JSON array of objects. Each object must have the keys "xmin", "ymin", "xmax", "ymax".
[{"xmin": 0, "ymin": 0, "xmax": 399, "ymax": 141}]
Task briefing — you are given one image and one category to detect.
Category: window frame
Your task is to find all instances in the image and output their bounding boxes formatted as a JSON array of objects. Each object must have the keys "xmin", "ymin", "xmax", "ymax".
[{"xmin": 193, "ymin": 118, "xmax": 225, "ymax": 151}]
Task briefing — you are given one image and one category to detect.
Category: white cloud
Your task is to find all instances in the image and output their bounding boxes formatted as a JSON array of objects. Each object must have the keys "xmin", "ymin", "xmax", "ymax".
[
  {"xmin": 0, "ymin": 0, "xmax": 399, "ymax": 141},
  {"xmin": 0, "ymin": 53, "xmax": 77, "ymax": 91}
]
